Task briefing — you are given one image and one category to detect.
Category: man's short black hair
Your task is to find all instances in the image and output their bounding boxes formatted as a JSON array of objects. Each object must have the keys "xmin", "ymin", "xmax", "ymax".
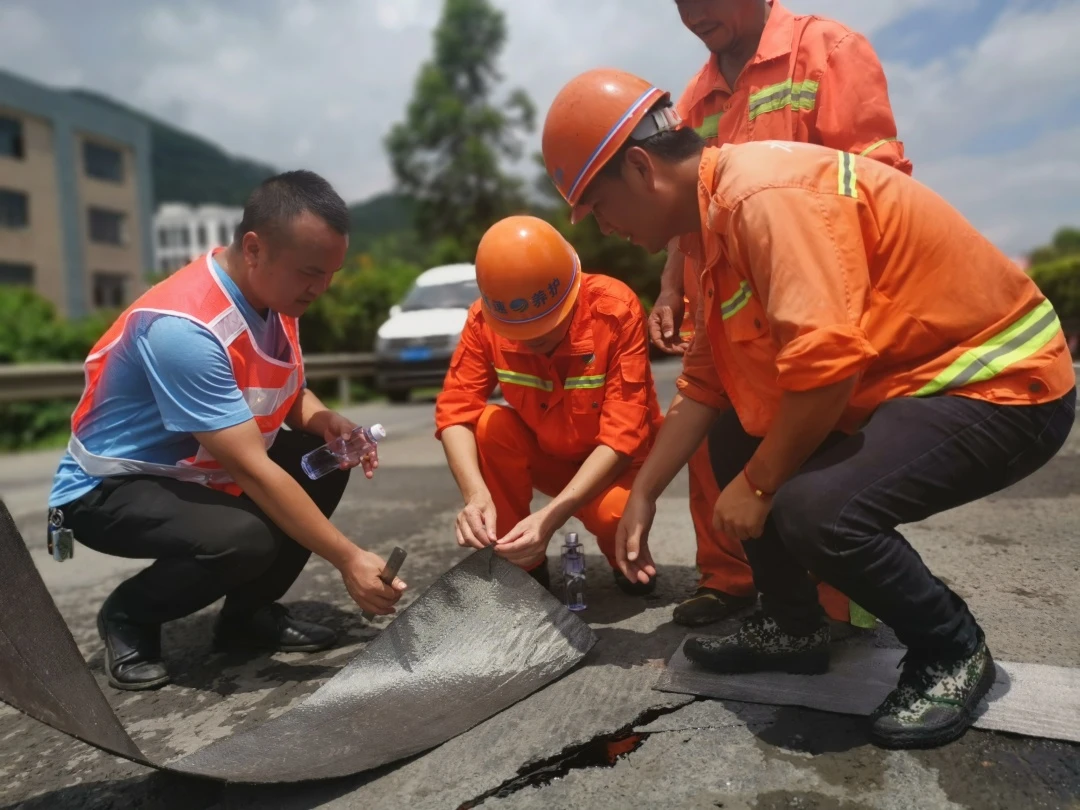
[
  {"xmin": 598, "ymin": 101, "xmax": 705, "ymax": 179},
  {"xmin": 235, "ymin": 169, "xmax": 350, "ymax": 244}
]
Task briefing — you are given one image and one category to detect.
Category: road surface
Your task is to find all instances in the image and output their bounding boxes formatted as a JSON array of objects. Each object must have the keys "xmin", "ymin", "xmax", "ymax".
[{"xmin": 1, "ymin": 358, "xmax": 1078, "ymax": 809}]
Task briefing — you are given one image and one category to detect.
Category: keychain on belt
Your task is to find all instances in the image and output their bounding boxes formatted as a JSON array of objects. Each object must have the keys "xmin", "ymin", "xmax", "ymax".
[{"xmin": 47, "ymin": 508, "xmax": 75, "ymax": 562}]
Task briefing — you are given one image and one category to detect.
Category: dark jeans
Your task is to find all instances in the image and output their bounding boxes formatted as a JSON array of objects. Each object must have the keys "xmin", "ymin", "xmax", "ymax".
[
  {"xmin": 708, "ymin": 389, "xmax": 1076, "ymax": 655},
  {"xmin": 61, "ymin": 430, "xmax": 349, "ymax": 626}
]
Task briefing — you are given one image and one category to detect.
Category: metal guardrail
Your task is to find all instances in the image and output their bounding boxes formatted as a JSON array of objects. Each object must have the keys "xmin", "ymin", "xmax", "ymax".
[{"xmin": 0, "ymin": 353, "xmax": 376, "ymax": 405}]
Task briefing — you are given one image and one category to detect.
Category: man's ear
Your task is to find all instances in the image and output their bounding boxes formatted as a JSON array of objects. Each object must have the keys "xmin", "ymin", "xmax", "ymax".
[{"xmin": 622, "ymin": 146, "xmax": 656, "ymax": 193}]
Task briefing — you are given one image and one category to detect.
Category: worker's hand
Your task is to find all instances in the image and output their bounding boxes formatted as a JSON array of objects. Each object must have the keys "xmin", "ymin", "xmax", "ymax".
[
  {"xmin": 321, "ymin": 411, "xmax": 379, "ymax": 479},
  {"xmin": 456, "ymin": 493, "xmax": 498, "ymax": 549},
  {"xmin": 337, "ymin": 547, "xmax": 406, "ymax": 616},
  {"xmin": 713, "ymin": 472, "xmax": 771, "ymax": 542},
  {"xmin": 648, "ymin": 287, "xmax": 690, "ymax": 355},
  {"xmin": 494, "ymin": 508, "xmax": 555, "ymax": 566},
  {"xmin": 615, "ymin": 494, "xmax": 658, "ymax": 585}
]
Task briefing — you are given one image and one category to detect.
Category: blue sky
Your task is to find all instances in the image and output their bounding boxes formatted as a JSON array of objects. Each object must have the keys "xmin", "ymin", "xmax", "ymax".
[{"xmin": 0, "ymin": 0, "xmax": 1077, "ymax": 256}]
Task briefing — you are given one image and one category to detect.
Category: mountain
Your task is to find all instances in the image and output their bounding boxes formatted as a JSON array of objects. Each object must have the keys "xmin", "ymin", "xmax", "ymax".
[
  {"xmin": 347, "ymin": 193, "xmax": 413, "ymax": 250},
  {"xmin": 69, "ymin": 90, "xmax": 277, "ymax": 207}
]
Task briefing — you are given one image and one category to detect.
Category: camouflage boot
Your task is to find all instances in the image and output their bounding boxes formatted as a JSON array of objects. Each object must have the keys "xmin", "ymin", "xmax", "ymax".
[
  {"xmin": 870, "ymin": 635, "xmax": 996, "ymax": 749},
  {"xmin": 683, "ymin": 611, "xmax": 830, "ymax": 674}
]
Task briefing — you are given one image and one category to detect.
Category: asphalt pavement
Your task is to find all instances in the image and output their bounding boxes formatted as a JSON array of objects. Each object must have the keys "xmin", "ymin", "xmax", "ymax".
[{"xmin": 1, "ymin": 358, "xmax": 1078, "ymax": 809}]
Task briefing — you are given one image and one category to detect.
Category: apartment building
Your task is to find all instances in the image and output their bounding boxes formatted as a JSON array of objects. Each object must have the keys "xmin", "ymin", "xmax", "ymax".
[
  {"xmin": 154, "ymin": 202, "xmax": 242, "ymax": 274},
  {"xmin": 0, "ymin": 69, "xmax": 153, "ymax": 318}
]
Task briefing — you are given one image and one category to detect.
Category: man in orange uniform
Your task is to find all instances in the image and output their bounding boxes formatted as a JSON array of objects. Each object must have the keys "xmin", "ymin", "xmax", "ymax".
[
  {"xmin": 540, "ymin": 70, "xmax": 1075, "ymax": 748},
  {"xmin": 435, "ymin": 215, "xmax": 664, "ymax": 590},
  {"xmin": 650, "ymin": 0, "xmax": 912, "ymax": 628}
]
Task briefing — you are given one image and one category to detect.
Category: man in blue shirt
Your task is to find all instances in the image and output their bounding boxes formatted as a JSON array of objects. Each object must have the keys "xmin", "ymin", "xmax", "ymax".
[{"xmin": 50, "ymin": 171, "xmax": 406, "ymax": 690}]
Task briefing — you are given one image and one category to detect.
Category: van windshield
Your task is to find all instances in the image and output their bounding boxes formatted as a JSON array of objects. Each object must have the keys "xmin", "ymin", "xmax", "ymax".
[{"xmin": 400, "ymin": 279, "xmax": 480, "ymax": 312}]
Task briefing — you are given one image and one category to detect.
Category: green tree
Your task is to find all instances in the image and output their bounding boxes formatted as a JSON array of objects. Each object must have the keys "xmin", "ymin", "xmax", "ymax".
[
  {"xmin": 300, "ymin": 254, "xmax": 422, "ymax": 355},
  {"xmin": 530, "ymin": 154, "xmax": 667, "ymax": 306},
  {"xmin": 0, "ymin": 286, "xmax": 118, "ymax": 451},
  {"xmin": 385, "ymin": 0, "xmax": 535, "ymax": 262},
  {"xmin": 1030, "ymin": 227, "xmax": 1080, "ymax": 266}
]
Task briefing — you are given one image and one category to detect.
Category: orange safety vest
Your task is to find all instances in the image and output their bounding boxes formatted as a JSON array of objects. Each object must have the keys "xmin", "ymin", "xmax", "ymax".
[
  {"xmin": 67, "ymin": 250, "xmax": 304, "ymax": 496},
  {"xmin": 677, "ymin": 143, "xmax": 1075, "ymax": 435}
]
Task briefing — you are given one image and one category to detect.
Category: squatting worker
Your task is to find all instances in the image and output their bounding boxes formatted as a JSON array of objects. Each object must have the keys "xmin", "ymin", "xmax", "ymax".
[
  {"xmin": 540, "ymin": 69, "xmax": 1075, "ymax": 749},
  {"xmin": 435, "ymin": 215, "xmax": 664, "ymax": 592},
  {"xmin": 47, "ymin": 171, "xmax": 406, "ymax": 691},
  {"xmin": 654, "ymin": 0, "xmax": 912, "ymax": 629}
]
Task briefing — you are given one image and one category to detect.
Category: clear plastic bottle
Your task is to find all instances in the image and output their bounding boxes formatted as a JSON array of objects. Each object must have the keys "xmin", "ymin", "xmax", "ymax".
[
  {"xmin": 561, "ymin": 532, "xmax": 586, "ymax": 611},
  {"xmin": 301, "ymin": 424, "xmax": 386, "ymax": 480}
]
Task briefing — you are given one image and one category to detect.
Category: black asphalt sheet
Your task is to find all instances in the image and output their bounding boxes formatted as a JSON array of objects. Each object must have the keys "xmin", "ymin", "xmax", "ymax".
[{"xmin": 0, "ymin": 502, "xmax": 596, "ymax": 783}]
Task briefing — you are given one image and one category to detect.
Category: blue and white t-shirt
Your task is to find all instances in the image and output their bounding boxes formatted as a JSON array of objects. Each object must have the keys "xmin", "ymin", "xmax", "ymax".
[{"xmin": 49, "ymin": 258, "xmax": 296, "ymax": 507}]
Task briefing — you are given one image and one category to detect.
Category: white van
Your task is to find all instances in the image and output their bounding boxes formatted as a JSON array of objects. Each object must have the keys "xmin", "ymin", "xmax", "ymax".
[{"xmin": 374, "ymin": 263, "xmax": 480, "ymax": 402}]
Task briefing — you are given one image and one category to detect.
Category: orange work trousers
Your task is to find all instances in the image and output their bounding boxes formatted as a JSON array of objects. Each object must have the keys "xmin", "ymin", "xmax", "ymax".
[
  {"xmin": 475, "ymin": 404, "xmax": 629, "ymax": 570},
  {"xmin": 689, "ymin": 427, "xmax": 854, "ymax": 624}
]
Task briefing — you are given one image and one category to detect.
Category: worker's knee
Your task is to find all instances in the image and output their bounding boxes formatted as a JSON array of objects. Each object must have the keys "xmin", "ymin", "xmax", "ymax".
[
  {"xmin": 203, "ymin": 513, "xmax": 281, "ymax": 581},
  {"xmin": 770, "ymin": 475, "xmax": 845, "ymax": 567},
  {"xmin": 579, "ymin": 484, "xmax": 629, "ymax": 541},
  {"xmin": 475, "ymin": 404, "xmax": 531, "ymax": 453}
]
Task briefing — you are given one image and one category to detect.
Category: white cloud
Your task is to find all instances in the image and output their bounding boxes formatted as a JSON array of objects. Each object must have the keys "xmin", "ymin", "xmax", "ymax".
[
  {"xmin": 884, "ymin": 0, "xmax": 1080, "ymax": 159},
  {"xmin": 0, "ymin": 4, "xmax": 83, "ymax": 86},
  {"xmin": 918, "ymin": 124, "xmax": 1080, "ymax": 255}
]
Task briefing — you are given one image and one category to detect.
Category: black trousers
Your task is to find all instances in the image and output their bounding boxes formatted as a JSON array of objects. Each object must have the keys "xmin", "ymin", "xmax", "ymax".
[
  {"xmin": 708, "ymin": 389, "xmax": 1076, "ymax": 655},
  {"xmin": 61, "ymin": 430, "xmax": 349, "ymax": 626}
]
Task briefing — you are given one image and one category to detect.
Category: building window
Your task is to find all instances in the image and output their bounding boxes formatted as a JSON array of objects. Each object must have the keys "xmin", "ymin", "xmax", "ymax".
[
  {"xmin": 88, "ymin": 207, "xmax": 125, "ymax": 245},
  {"xmin": 219, "ymin": 223, "xmax": 231, "ymax": 246},
  {"xmin": 0, "ymin": 189, "xmax": 29, "ymax": 228},
  {"xmin": 83, "ymin": 141, "xmax": 124, "ymax": 182},
  {"xmin": 0, "ymin": 117, "xmax": 24, "ymax": 159},
  {"xmin": 92, "ymin": 272, "xmax": 127, "ymax": 309},
  {"xmin": 0, "ymin": 262, "xmax": 34, "ymax": 285},
  {"xmin": 157, "ymin": 228, "xmax": 169, "ymax": 248}
]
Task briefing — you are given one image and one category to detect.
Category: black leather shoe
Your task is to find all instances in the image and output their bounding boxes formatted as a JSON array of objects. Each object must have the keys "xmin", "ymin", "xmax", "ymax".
[
  {"xmin": 213, "ymin": 603, "xmax": 338, "ymax": 653},
  {"xmin": 96, "ymin": 607, "xmax": 171, "ymax": 691},
  {"xmin": 613, "ymin": 568, "xmax": 657, "ymax": 596}
]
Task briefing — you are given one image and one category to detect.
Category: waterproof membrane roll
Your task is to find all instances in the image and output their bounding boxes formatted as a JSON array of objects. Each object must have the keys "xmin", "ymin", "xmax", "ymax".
[{"xmin": 0, "ymin": 503, "xmax": 596, "ymax": 783}]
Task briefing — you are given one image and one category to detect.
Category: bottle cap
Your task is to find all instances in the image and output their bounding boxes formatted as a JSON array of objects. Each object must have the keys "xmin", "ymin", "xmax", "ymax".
[
  {"xmin": 566, "ymin": 532, "xmax": 579, "ymax": 546},
  {"xmin": 369, "ymin": 424, "xmax": 387, "ymax": 442}
]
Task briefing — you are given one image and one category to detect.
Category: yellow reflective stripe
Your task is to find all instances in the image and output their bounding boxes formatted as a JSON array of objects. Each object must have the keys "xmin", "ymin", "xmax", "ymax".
[
  {"xmin": 747, "ymin": 79, "xmax": 818, "ymax": 121},
  {"xmin": 565, "ymin": 374, "xmax": 606, "ymax": 390},
  {"xmin": 913, "ymin": 300, "xmax": 1061, "ymax": 397},
  {"xmin": 860, "ymin": 137, "xmax": 898, "ymax": 158},
  {"xmin": 495, "ymin": 368, "xmax": 553, "ymax": 392},
  {"xmin": 694, "ymin": 113, "xmax": 721, "ymax": 139},
  {"xmin": 721, "ymin": 281, "xmax": 753, "ymax": 320},
  {"xmin": 838, "ymin": 151, "xmax": 857, "ymax": 199}
]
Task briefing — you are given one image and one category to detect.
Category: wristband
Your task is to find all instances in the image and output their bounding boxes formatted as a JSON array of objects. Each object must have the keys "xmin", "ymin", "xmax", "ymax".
[{"xmin": 743, "ymin": 465, "xmax": 774, "ymax": 499}]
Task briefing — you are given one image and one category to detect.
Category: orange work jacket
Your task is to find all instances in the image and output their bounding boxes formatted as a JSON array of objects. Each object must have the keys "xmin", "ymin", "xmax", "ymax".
[
  {"xmin": 675, "ymin": 0, "xmax": 911, "ymax": 341},
  {"xmin": 436, "ymin": 273, "xmax": 664, "ymax": 462},
  {"xmin": 678, "ymin": 142, "xmax": 1075, "ymax": 436}
]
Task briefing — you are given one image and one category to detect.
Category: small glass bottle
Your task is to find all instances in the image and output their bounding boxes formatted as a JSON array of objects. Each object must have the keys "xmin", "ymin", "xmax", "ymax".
[
  {"xmin": 301, "ymin": 424, "xmax": 386, "ymax": 480},
  {"xmin": 561, "ymin": 532, "xmax": 586, "ymax": 611}
]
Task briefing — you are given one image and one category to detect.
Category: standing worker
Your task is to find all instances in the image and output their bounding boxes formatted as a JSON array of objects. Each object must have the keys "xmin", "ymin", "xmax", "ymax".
[
  {"xmin": 540, "ymin": 70, "xmax": 1075, "ymax": 748},
  {"xmin": 47, "ymin": 171, "xmax": 406, "ymax": 691},
  {"xmin": 651, "ymin": 0, "xmax": 912, "ymax": 628},
  {"xmin": 436, "ymin": 215, "xmax": 663, "ymax": 589}
]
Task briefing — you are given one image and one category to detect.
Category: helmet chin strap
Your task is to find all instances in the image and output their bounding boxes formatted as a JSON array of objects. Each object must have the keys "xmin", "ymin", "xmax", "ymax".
[{"xmin": 629, "ymin": 104, "xmax": 683, "ymax": 141}]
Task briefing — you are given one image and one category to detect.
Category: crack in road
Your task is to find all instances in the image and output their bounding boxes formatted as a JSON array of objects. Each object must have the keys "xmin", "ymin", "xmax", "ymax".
[{"xmin": 456, "ymin": 700, "xmax": 701, "ymax": 808}]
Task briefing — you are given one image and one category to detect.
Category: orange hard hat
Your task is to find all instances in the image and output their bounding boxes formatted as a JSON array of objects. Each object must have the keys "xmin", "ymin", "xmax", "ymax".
[
  {"xmin": 475, "ymin": 215, "xmax": 582, "ymax": 341},
  {"xmin": 542, "ymin": 68, "xmax": 681, "ymax": 223}
]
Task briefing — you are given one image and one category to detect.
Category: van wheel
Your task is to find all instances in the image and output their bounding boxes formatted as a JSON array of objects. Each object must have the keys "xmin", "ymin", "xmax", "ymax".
[{"xmin": 387, "ymin": 389, "xmax": 410, "ymax": 404}]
